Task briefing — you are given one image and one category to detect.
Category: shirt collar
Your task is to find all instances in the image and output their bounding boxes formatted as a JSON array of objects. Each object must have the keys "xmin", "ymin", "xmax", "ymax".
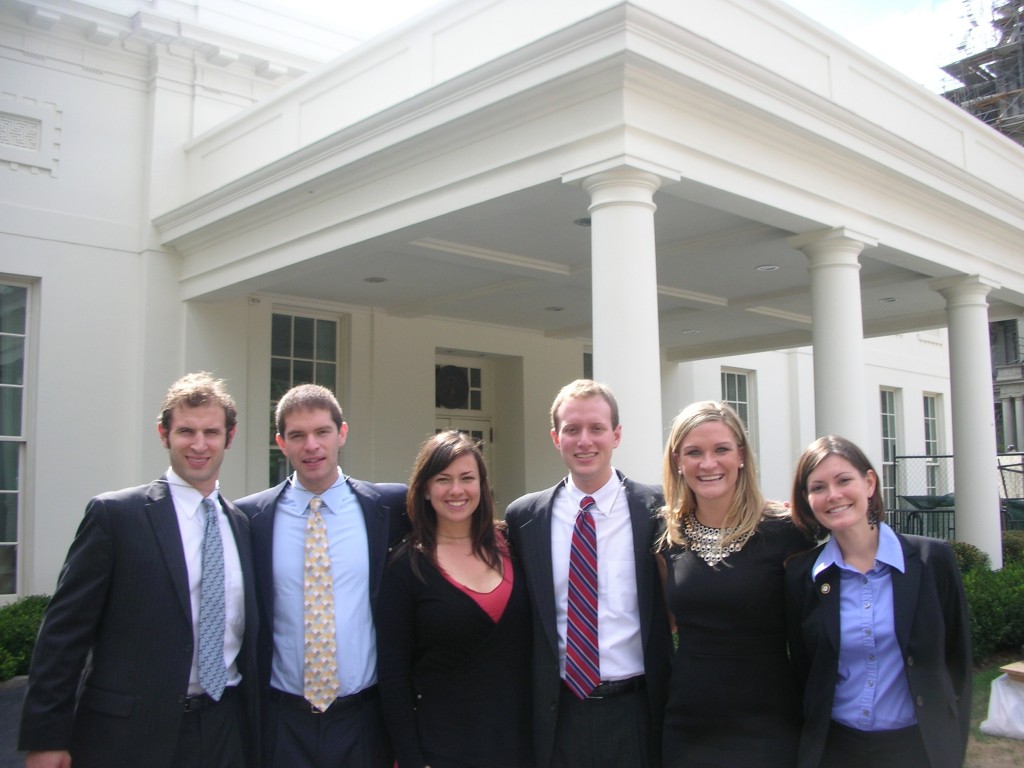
[
  {"xmin": 566, "ymin": 470, "xmax": 622, "ymax": 516},
  {"xmin": 165, "ymin": 468, "xmax": 219, "ymax": 519},
  {"xmin": 811, "ymin": 522, "xmax": 905, "ymax": 579},
  {"xmin": 289, "ymin": 468, "xmax": 347, "ymax": 513}
]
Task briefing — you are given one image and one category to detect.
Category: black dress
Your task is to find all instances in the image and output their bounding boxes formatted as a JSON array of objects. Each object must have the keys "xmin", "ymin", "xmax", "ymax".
[{"xmin": 661, "ymin": 516, "xmax": 810, "ymax": 768}]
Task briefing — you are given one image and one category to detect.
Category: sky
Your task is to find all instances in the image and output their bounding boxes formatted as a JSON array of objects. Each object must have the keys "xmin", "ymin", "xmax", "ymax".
[{"xmin": 288, "ymin": 0, "xmax": 1001, "ymax": 94}]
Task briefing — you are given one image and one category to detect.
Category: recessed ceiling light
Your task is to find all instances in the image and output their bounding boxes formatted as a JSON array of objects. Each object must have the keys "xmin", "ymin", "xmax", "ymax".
[
  {"xmin": 573, "ymin": 217, "xmax": 592, "ymax": 227},
  {"xmin": 879, "ymin": 296, "xmax": 896, "ymax": 303},
  {"xmin": 756, "ymin": 264, "xmax": 779, "ymax": 272},
  {"xmin": 681, "ymin": 329, "xmax": 700, "ymax": 335},
  {"xmin": 545, "ymin": 306, "xmax": 564, "ymax": 312},
  {"xmin": 364, "ymin": 276, "xmax": 387, "ymax": 283}
]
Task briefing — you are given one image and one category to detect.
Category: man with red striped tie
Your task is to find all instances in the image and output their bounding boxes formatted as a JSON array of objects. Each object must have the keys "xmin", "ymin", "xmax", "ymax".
[{"xmin": 505, "ymin": 379, "xmax": 672, "ymax": 768}]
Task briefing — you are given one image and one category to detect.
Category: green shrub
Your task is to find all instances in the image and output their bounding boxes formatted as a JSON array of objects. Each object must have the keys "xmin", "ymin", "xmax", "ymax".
[
  {"xmin": 951, "ymin": 540, "xmax": 991, "ymax": 575},
  {"xmin": 1003, "ymin": 530, "xmax": 1024, "ymax": 566},
  {"xmin": 0, "ymin": 594, "xmax": 50, "ymax": 681},
  {"xmin": 963, "ymin": 563, "xmax": 1024, "ymax": 661}
]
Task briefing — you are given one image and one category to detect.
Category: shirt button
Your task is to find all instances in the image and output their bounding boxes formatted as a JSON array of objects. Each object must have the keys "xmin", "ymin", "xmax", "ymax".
[{"xmin": 863, "ymin": 602, "xmax": 871, "ymax": 609}]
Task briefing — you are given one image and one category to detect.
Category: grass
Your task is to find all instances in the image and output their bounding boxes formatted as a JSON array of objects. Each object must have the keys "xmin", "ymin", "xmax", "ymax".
[{"xmin": 966, "ymin": 654, "xmax": 1024, "ymax": 767}]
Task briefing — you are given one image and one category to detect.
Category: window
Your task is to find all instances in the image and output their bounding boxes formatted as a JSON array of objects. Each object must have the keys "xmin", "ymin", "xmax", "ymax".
[
  {"xmin": 269, "ymin": 313, "xmax": 338, "ymax": 485},
  {"xmin": 880, "ymin": 389, "xmax": 899, "ymax": 511},
  {"xmin": 923, "ymin": 394, "xmax": 940, "ymax": 494},
  {"xmin": 0, "ymin": 284, "xmax": 28, "ymax": 595},
  {"xmin": 435, "ymin": 365, "xmax": 482, "ymax": 411}
]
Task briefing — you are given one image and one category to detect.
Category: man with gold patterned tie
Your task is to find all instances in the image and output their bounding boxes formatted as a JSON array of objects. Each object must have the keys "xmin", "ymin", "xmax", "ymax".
[
  {"xmin": 19, "ymin": 372, "xmax": 258, "ymax": 768},
  {"xmin": 505, "ymin": 379, "xmax": 672, "ymax": 768},
  {"xmin": 235, "ymin": 384, "xmax": 407, "ymax": 768}
]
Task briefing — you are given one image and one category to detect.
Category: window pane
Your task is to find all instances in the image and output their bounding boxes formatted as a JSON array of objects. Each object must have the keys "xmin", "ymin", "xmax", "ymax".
[
  {"xmin": 315, "ymin": 363, "xmax": 335, "ymax": 389},
  {"xmin": 0, "ymin": 286, "xmax": 26, "ymax": 335},
  {"xmin": 271, "ymin": 314, "xmax": 292, "ymax": 357},
  {"xmin": 293, "ymin": 317, "xmax": 314, "ymax": 359},
  {"xmin": 0, "ymin": 493, "xmax": 15, "ymax": 541},
  {"xmin": 470, "ymin": 390, "xmax": 481, "ymax": 410},
  {"xmin": 293, "ymin": 359, "xmax": 313, "ymax": 384},
  {"xmin": 315, "ymin": 320, "xmax": 336, "ymax": 362},
  {"xmin": 269, "ymin": 450, "xmax": 289, "ymax": 488},
  {"xmin": 0, "ymin": 337, "xmax": 24, "ymax": 386},
  {"xmin": 0, "ymin": 442, "xmax": 17, "ymax": 491},
  {"xmin": 0, "ymin": 544, "xmax": 15, "ymax": 594},
  {"xmin": 270, "ymin": 358, "xmax": 291, "ymax": 402},
  {"xmin": 470, "ymin": 368, "xmax": 481, "ymax": 388},
  {"xmin": 0, "ymin": 388, "xmax": 22, "ymax": 437}
]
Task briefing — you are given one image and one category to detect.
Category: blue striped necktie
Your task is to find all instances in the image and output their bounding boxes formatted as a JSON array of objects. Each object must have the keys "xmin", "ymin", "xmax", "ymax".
[{"xmin": 197, "ymin": 497, "xmax": 227, "ymax": 700}]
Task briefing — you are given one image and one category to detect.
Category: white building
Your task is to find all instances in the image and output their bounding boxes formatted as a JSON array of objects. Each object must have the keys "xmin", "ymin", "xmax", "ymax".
[{"xmin": 2, "ymin": 0, "xmax": 1021, "ymax": 598}]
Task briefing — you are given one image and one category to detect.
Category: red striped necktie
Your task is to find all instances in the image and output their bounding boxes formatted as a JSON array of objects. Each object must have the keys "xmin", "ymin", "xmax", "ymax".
[{"xmin": 565, "ymin": 495, "xmax": 600, "ymax": 698}]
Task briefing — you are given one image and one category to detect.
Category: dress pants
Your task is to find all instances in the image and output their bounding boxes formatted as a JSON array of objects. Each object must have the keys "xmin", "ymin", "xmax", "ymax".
[
  {"xmin": 550, "ymin": 679, "xmax": 653, "ymax": 768},
  {"xmin": 264, "ymin": 687, "xmax": 391, "ymax": 768},
  {"xmin": 821, "ymin": 721, "xmax": 930, "ymax": 768},
  {"xmin": 171, "ymin": 686, "xmax": 247, "ymax": 768}
]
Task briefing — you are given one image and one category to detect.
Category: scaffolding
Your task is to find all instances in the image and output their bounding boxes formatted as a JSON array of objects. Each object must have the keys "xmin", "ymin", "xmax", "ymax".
[{"xmin": 941, "ymin": 1, "xmax": 1024, "ymax": 145}]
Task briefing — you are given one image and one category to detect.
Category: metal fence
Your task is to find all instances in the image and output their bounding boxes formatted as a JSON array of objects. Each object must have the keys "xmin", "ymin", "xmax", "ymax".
[{"xmin": 889, "ymin": 453, "xmax": 1024, "ymax": 541}]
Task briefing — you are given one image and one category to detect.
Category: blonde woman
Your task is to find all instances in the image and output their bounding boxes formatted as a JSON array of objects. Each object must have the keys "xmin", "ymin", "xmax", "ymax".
[{"xmin": 658, "ymin": 401, "xmax": 810, "ymax": 767}]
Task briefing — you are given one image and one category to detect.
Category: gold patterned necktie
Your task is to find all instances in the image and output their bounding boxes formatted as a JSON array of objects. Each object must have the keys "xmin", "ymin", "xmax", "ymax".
[{"xmin": 303, "ymin": 496, "xmax": 339, "ymax": 711}]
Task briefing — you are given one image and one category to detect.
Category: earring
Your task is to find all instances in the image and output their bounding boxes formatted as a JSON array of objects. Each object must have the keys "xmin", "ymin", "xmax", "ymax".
[{"xmin": 740, "ymin": 463, "xmax": 745, "ymax": 468}]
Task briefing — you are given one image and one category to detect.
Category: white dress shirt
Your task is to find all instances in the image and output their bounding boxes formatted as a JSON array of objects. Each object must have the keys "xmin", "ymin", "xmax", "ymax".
[
  {"xmin": 165, "ymin": 468, "xmax": 246, "ymax": 696},
  {"xmin": 551, "ymin": 471, "xmax": 645, "ymax": 681}
]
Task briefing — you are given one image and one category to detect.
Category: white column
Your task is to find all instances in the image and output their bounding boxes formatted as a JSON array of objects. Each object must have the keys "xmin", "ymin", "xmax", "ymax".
[
  {"xmin": 934, "ymin": 275, "xmax": 1003, "ymax": 568},
  {"xmin": 1014, "ymin": 396, "xmax": 1024, "ymax": 453},
  {"xmin": 581, "ymin": 167, "xmax": 664, "ymax": 484},
  {"xmin": 1001, "ymin": 397, "xmax": 1016, "ymax": 450},
  {"xmin": 789, "ymin": 228, "xmax": 876, "ymax": 446}
]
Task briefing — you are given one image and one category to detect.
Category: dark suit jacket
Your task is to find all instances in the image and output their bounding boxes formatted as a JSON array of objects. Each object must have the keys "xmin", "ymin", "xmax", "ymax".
[
  {"xmin": 784, "ymin": 533, "xmax": 972, "ymax": 768},
  {"xmin": 505, "ymin": 473, "xmax": 672, "ymax": 768},
  {"xmin": 18, "ymin": 478, "xmax": 259, "ymax": 768},
  {"xmin": 234, "ymin": 477, "xmax": 408, "ymax": 696}
]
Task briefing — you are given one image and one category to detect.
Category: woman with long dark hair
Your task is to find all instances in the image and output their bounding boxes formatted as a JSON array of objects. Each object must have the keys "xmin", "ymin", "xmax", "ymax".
[{"xmin": 377, "ymin": 431, "xmax": 532, "ymax": 768}]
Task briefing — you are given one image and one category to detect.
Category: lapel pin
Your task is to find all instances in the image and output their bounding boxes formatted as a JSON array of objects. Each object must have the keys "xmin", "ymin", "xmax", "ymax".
[{"xmin": 820, "ymin": 583, "xmax": 831, "ymax": 595}]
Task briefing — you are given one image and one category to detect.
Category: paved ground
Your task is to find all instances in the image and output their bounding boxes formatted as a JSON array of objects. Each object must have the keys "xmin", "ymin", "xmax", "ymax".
[{"xmin": 0, "ymin": 678, "xmax": 24, "ymax": 768}]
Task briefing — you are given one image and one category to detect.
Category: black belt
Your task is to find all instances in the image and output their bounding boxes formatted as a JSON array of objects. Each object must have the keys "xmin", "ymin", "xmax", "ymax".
[
  {"xmin": 567, "ymin": 675, "xmax": 646, "ymax": 700},
  {"xmin": 183, "ymin": 685, "xmax": 235, "ymax": 713},
  {"xmin": 269, "ymin": 686, "xmax": 379, "ymax": 714}
]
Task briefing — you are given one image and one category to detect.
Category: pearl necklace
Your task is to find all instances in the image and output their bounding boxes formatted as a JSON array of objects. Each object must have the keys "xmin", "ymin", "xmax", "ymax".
[{"xmin": 682, "ymin": 513, "xmax": 754, "ymax": 566}]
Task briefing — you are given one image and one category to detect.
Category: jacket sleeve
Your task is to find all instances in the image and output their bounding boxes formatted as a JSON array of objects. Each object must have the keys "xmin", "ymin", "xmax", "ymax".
[
  {"xmin": 18, "ymin": 498, "xmax": 115, "ymax": 751},
  {"xmin": 935, "ymin": 542, "xmax": 972, "ymax": 750}
]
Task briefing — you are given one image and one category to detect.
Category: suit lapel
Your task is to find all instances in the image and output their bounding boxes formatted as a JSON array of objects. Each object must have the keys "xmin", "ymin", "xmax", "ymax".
[
  {"xmin": 816, "ymin": 564, "xmax": 842, "ymax": 656},
  {"xmin": 221, "ymin": 496, "xmax": 258, "ymax": 645},
  {"xmin": 248, "ymin": 484, "xmax": 286, "ymax": 626},
  {"xmin": 521, "ymin": 484, "xmax": 562, "ymax": 657},
  {"xmin": 892, "ymin": 535, "xmax": 922, "ymax": 650},
  {"xmin": 145, "ymin": 478, "xmax": 192, "ymax": 623},
  {"xmin": 348, "ymin": 478, "xmax": 389, "ymax": 600},
  {"xmin": 624, "ymin": 477, "xmax": 656, "ymax": 645}
]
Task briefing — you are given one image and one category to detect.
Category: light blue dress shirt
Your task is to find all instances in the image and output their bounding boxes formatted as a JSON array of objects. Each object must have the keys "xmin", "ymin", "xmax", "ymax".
[
  {"xmin": 270, "ymin": 470, "xmax": 375, "ymax": 697},
  {"xmin": 811, "ymin": 523, "xmax": 917, "ymax": 731}
]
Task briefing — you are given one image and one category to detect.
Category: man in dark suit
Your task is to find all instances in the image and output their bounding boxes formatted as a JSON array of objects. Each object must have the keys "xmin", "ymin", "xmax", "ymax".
[
  {"xmin": 18, "ymin": 372, "xmax": 258, "ymax": 768},
  {"xmin": 505, "ymin": 379, "xmax": 671, "ymax": 768},
  {"xmin": 234, "ymin": 384, "xmax": 407, "ymax": 768}
]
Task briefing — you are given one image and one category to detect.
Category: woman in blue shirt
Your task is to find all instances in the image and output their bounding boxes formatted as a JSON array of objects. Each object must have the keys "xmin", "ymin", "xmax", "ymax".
[{"xmin": 785, "ymin": 435, "xmax": 971, "ymax": 768}]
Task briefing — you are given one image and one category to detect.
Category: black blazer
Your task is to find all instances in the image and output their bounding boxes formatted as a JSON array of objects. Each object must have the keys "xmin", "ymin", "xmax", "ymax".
[
  {"xmin": 784, "ymin": 533, "xmax": 972, "ymax": 768},
  {"xmin": 505, "ymin": 473, "xmax": 672, "ymax": 768},
  {"xmin": 377, "ymin": 543, "xmax": 533, "ymax": 768},
  {"xmin": 18, "ymin": 479, "xmax": 259, "ymax": 768},
  {"xmin": 234, "ymin": 477, "xmax": 408, "ymax": 695}
]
